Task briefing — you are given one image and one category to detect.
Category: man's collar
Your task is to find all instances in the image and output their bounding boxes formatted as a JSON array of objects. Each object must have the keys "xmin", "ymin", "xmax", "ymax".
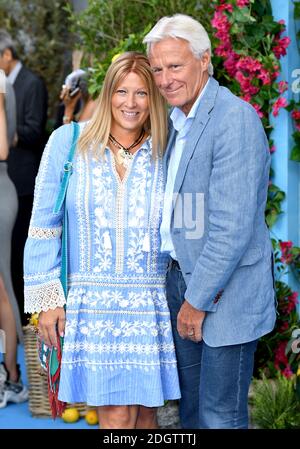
[
  {"xmin": 7, "ymin": 61, "xmax": 22, "ymax": 85},
  {"xmin": 170, "ymin": 77, "xmax": 211, "ymax": 132}
]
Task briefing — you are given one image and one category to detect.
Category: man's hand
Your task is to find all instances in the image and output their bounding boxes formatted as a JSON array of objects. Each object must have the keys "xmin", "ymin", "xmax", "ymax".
[
  {"xmin": 177, "ymin": 300, "xmax": 206, "ymax": 342},
  {"xmin": 38, "ymin": 307, "xmax": 66, "ymax": 348}
]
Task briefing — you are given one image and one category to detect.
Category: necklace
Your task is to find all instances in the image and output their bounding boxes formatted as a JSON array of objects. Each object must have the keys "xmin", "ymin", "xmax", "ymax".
[{"xmin": 109, "ymin": 129, "xmax": 145, "ymax": 168}]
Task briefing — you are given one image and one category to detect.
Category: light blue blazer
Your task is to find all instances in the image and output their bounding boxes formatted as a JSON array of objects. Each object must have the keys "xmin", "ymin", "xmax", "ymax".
[{"xmin": 164, "ymin": 77, "xmax": 276, "ymax": 347}]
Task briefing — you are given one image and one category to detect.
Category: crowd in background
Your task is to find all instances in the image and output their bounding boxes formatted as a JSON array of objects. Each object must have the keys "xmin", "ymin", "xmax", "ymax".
[{"xmin": 0, "ymin": 29, "xmax": 95, "ymax": 408}]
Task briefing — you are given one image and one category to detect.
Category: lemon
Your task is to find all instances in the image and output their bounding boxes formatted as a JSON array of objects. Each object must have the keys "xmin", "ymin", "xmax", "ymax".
[
  {"xmin": 62, "ymin": 407, "xmax": 80, "ymax": 423},
  {"xmin": 85, "ymin": 409, "xmax": 98, "ymax": 425},
  {"xmin": 30, "ymin": 313, "xmax": 39, "ymax": 327}
]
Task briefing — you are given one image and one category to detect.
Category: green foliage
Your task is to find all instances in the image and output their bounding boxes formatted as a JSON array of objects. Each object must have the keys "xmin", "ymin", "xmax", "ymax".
[
  {"xmin": 0, "ymin": 0, "xmax": 72, "ymax": 122},
  {"xmin": 265, "ymin": 184, "xmax": 286, "ymax": 228},
  {"xmin": 251, "ymin": 374, "xmax": 300, "ymax": 428},
  {"xmin": 254, "ymin": 239, "xmax": 300, "ymax": 379},
  {"xmin": 66, "ymin": 0, "xmax": 213, "ymax": 94},
  {"xmin": 294, "ymin": 1, "xmax": 300, "ymax": 20}
]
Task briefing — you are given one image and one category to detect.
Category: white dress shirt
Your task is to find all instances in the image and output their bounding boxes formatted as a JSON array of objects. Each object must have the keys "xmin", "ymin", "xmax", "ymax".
[
  {"xmin": 7, "ymin": 61, "xmax": 22, "ymax": 85},
  {"xmin": 160, "ymin": 78, "xmax": 210, "ymax": 259}
]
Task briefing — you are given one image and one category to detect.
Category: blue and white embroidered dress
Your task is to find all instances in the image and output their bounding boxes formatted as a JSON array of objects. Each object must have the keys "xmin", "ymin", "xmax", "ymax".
[{"xmin": 24, "ymin": 123, "xmax": 180, "ymax": 406}]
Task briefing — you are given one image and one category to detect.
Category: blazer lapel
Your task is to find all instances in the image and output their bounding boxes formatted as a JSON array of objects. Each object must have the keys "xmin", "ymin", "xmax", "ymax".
[{"xmin": 172, "ymin": 77, "xmax": 219, "ymax": 197}]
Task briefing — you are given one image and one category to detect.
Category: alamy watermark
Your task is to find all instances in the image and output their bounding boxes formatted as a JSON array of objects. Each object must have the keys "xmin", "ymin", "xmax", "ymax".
[
  {"xmin": 172, "ymin": 192, "xmax": 204, "ymax": 239},
  {"xmin": 291, "ymin": 328, "xmax": 300, "ymax": 354},
  {"xmin": 95, "ymin": 192, "xmax": 205, "ymax": 240},
  {"xmin": 0, "ymin": 70, "xmax": 6, "ymax": 94},
  {"xmin": 0, "ymin": 329, "xmax": 6, "ymax": 353},
  {"xmin": 291, "ymin": 69, "xmax": 300, "ymax": 94}
]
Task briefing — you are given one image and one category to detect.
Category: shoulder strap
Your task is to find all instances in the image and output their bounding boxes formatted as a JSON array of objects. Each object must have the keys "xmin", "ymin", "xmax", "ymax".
[
  {"xmin": 53, "ymin": 121, "xmax": 79, "ymax": 297},
  {"xmin": 53, "ymin": 121, "xmax": 80, "ymax": 214}
]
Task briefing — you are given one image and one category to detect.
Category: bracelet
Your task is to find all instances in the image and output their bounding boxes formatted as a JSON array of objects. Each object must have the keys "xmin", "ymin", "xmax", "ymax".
[{"xmin": 63, "ymin": 115, "xmax": 72, "ymax": 124}]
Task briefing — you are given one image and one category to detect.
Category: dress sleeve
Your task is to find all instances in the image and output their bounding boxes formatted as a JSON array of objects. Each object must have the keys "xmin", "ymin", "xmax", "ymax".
[{"xmin": 24, "ymin": 124, "xmax": 73, "ymax": 313}]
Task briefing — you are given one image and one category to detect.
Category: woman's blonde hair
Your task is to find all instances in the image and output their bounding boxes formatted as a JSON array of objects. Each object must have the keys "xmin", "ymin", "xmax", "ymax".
[{"xmin": 78, "ymin": 51, "xmax": 168, "ymax": 158}]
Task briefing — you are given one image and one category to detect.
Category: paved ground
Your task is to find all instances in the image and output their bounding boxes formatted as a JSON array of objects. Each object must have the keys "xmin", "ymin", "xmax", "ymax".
[{"xmin": 158, "ymin": 401, "xmax": 180, "ymax": 429}]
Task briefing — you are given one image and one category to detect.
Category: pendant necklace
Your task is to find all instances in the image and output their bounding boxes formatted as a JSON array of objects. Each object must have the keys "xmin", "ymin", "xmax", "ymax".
[{"xmin": 109, "ymin": 129, "xmax": 145, "ymax": 168}]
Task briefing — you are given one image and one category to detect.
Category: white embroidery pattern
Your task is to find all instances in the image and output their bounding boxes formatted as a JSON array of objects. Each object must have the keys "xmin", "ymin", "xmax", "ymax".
[
  {"xmin": 63, "ymin": 341, "xmax": 175, "ymax": 355},
  {"xmin": 65, "ymin": 318, "xmax": 171, "ymax": 338},
  {"xmin": 150, "ymin": 160, "xmax": 164, "ymax": 272},
  {"xmin": 62, "ymin": 359, "xmax": 177, "ymax": 372},
  {"xmin": 67, "ymin": 287, "xmax": 168, "ymax": 310},
  {"xmin": 93, "ymin": 157, "xmax": 114, "ymax": 272},
  {"xmin": 24, "ymin": 279, "xmax": 66, "ymax": 313},
  {"xmin": 77, "ymin": 150, "xmax": 87, "ymax": 271},
  {"xmin": 28, "ymin": 226, "xmax": 62, "ymax": 239},
  {"xmin": 24, "ymin": 268, "xmax": 61, "ymax": 283},
  {"xmin": 84, "ymin": 151, "xmax": 92, "ymax": 271}
]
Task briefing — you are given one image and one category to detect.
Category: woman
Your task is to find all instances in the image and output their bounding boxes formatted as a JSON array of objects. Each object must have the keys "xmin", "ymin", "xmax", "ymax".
[
  {"xmin": 0, "ymin": 85, "xmax": 28, "ymax": 408},
  {"xmin": 24, "ymin": 52, "xmax": 180, "ymax": 429}
]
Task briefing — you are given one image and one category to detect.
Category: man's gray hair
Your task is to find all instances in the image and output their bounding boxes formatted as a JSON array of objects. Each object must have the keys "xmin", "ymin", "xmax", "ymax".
[
  {"xmin": 143, "ymin": 14, "xmax": 214, "ymax": 76},
  {"xmin": 0, "ymin": 29, "xmax": 18, "ymax": 59}
]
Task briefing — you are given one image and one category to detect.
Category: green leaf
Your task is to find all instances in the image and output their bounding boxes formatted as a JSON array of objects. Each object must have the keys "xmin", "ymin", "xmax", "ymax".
[
  {"xmin": 294, "ymin": 1, "xmax": 300, "ymax": 19},
  {"xmin": 290, "ymin": 145, "xmax": 300, "ymax": 162}
]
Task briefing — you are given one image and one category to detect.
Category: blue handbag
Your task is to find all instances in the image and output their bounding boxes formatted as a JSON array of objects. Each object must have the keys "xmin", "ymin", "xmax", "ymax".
[{"xmin": 37, "ymin": 121, "xmax": 79, "ymax": 417}]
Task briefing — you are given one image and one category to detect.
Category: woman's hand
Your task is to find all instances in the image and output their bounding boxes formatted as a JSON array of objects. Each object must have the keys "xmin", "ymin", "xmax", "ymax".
[{"xmin": 38, "ymin": 307, "xmax": 66, "ymax": 348}]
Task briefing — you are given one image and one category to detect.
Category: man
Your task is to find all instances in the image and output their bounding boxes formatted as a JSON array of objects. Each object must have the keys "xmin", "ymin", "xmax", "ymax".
[
  {"xmin": 0, "ymin": 30, "xmax": 48, "ymax": 324},
  {"xmin": 144, "ymin": 14, "xmax": 276, "ymax": 429}
]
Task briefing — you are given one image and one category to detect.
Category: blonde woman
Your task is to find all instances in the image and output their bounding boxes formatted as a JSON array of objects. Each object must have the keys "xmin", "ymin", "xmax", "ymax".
[{"xmin": 24, "ymin": 52, "xmax": 180, "ymax": 429}]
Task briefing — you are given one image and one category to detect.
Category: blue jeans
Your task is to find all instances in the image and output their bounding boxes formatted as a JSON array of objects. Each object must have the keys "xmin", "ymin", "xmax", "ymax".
[{"xmin": 166, "ymin": 260, "xmax": 258, "ymax": 429}]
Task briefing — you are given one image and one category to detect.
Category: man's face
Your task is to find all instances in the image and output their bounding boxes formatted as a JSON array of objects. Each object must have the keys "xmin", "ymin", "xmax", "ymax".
[
  {"xmin": 149, "ymin": 38, "xmax": 210, "ymax": 115},
  {"xmin": 0, "ymin": 48, "xmax": 13, "ymax": 75}
]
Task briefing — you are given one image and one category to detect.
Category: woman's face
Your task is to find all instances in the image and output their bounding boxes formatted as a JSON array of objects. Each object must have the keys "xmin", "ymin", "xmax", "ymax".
[{"xmin": 111, "ymin": 72, "xmax": 150, "ymax": 135}]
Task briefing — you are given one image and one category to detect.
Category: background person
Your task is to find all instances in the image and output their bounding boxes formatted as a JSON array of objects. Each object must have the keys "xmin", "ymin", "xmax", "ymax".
[
  {"xmin": 0, "ymin": 86, "xmax": 28, "ymax": 408},
  {"xmin": 54, "ymin": 68, "xmax": 96, "ymax": 127},
  {"xmin": 0, "ymin": 29, "xmax": 48, "ymax": 325}
]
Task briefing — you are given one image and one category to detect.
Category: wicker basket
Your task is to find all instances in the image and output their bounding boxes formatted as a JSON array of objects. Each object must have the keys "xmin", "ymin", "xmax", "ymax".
[{"xmin": 23, "ymin": 325, "xmax": 91, "ymax": 417}]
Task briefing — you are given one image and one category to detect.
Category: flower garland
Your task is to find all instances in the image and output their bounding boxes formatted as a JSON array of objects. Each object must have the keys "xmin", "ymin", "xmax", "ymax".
[{"xmin": 211, "ymin": 0, "xmax": 299, "ymax": 379}]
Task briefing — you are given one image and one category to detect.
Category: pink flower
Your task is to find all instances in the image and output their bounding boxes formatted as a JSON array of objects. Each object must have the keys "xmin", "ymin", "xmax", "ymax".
[
  {"xmin": 280, "ymin": 240, "xmax": 293, "ymax": 264},
  {"xmin": 279, "ymin": 321, "xmax": 289, "ymax": 332},
  {"xmin": 257, "ymin": 69, "xmax": 272, "ymax": 85},
  {"xmin": 236, "ymin": 0, "xmax": 249, "ymax": 7},
  {"xmin": 274, "ymin": 341, "xmax": 289, "ymax": 371},
  {"xmin": 235, "ymin": 71, "xmax": 259, "ymax": 95},
  {"xmin": 236, "ymin": 56, "xmax": 262, "ymax": 73},
  {"xmin": 291, "ymin": 110, "xmax": 300, "ymax": 121},
  {"xmin": 278, "ymin": 81, "xmax": 288, "ymax": 93},
  {"xmin": 273, "ymin": 36, "xmax": 291, "ymax": 59},
  {"xmin": 215, "ymin": 41, "xmax": 232, "ymax": 58},
  {"xmin": 287, "ymin": 292, "xmax": 299, "ymax": 311},
  {"xmin": 272, "ymin": 97, "xmax": 288, "ymax": 117},
  {"xmin": 270, "ymin": 145, "xmax": 276, "ymax": 153},
  {"xmin": 211, "ymin": 11, "xmax": 231, "ymax": 34},
  {"xmin": 217, "ymin": 4, "xmax": 234, "ymax": 13},
  {"xmin": 252, "ymin": 103, "xmax": 264, "ymax": 118},
  {"xmin": 280, "ymin": 241, "xmax": 293, "ymax": 251},
  {"xmin": 282, "ymin": 367, "xmax": 294, "ymax": 378},
  {"xmin": 240, "ymin": 93, "xmax": 252, "ymax": 102},
  {"xmin": 223, "ymin": 51, "xmax": 240, "ymax": 76}
]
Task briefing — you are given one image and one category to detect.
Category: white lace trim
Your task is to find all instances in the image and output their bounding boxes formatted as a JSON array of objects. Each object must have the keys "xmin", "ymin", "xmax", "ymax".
[
  {"xmin": 28, "ymin": 226, "xmax": 62, "ymax": 239},
  {"xmin": 24, "ymin": 279, "xmax": 66, "ymax": 313}
]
